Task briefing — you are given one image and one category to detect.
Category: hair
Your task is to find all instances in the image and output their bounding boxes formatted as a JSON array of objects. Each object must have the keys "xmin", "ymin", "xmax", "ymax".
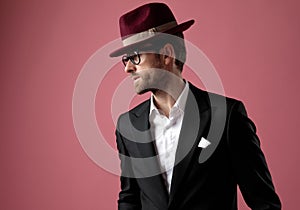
[
  {"xmin": 169, "ymin": 32, "xmax": 186, "ymax": 72},
  {"xmin": 148, "ymin": 32, "xmax": 187, "ymax": 72}
]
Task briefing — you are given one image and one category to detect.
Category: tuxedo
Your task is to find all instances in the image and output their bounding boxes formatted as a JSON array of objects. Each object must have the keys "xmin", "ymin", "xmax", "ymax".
[{"xmin": 115, "ymin": 82, "xmax": 281, "ymax": 210}]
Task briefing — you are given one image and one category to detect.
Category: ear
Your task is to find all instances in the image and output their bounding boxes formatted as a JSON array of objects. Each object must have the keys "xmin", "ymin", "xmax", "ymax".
[{"xmin": 160, "ymin": 43, "xmax": 175, "ymax": 66}]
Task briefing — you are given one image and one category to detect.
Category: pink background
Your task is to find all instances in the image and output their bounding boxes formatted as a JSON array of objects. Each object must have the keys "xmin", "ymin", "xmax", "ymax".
[{"xmin": 1, "ymin": 0, "xmax": 300, "ymax": 209}]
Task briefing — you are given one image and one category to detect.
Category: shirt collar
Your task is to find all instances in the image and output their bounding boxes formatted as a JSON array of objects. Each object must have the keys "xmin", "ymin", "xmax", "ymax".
[{"xmin": 149, "ymin": 81, "xmax": 189, "ymax": 116}]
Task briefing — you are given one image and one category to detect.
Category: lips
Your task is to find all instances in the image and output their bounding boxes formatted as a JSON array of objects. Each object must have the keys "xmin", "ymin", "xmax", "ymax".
[{"xmin": 131, "ymin": 75, "xmax": 140, "ymax": 80}]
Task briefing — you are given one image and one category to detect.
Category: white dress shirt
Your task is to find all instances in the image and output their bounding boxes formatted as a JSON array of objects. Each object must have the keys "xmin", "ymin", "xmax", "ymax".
[{"xmin": 149, "ymin": 81, "xmax": 189, "ymax": 193}]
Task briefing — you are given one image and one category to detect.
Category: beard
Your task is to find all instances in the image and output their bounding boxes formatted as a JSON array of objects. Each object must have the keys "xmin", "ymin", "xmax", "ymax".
[
  {"xmin": 133, "ymin": 77, "xmax": 159, "ymax": 95},
  {"xmin": 133, "ymin": 57, "xmax": 164, "ymax": 95}
]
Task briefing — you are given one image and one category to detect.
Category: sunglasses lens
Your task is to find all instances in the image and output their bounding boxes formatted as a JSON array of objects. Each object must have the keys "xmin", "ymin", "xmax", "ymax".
[
  {"xmin": 131, "ymin": 54, "xmax": 140, "ymax": 65},
  {"xmin": 122, "ymin": 56, "xmax": 130, "ymax": 66},
  {"xmin": 122, "ymin": 52, "xmax": 140, "ymax": 66}
]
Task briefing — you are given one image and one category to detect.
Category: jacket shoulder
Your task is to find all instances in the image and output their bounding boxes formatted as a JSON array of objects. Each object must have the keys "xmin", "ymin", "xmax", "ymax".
[
  {"xmin": 118, "ymin": 99, "xmax": 150, "ymax": 119},
  {"xmin": 191, "ymin": 83, "xmax": 245, "ymax": 116}
]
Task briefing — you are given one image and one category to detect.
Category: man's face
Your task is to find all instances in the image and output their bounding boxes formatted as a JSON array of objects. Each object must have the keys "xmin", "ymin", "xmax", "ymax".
[{"xmin": 124, "ymin": 51, "xmax": 166, "ymax": 94}]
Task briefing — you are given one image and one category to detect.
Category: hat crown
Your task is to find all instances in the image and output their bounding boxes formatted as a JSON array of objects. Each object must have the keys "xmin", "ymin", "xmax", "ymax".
[
  {"xmin": 119, "ymin": 3, "xmax": 177, "ymax": 39},
  {"xmin": 110, "ymin": 3, "xmax": 194, "ymax": 57}
]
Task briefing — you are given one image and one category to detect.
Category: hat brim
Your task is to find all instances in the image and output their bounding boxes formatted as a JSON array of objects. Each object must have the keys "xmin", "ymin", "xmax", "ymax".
[{"xmin": 109, "ymin": 19, "xmax": 195, "ymax": 57}]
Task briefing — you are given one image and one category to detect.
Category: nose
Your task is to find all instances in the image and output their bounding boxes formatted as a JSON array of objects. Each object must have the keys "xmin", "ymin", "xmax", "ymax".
[{"xmin": 124, "ymin": 60, "xmax": 137, "ymax": 74}]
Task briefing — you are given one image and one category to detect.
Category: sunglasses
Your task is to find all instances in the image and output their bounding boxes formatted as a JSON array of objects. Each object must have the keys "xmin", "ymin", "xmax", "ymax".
[
  {"xmin": 121, "ymin": 46, "xmax": 161, "ymax": 67},
  {"xmin": 122, "ymin": 51, "xmax": 141, "ymax": 66}
]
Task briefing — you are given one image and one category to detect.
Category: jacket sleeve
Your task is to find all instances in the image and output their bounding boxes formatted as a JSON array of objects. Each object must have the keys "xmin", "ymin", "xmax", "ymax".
[
  {"xmin": 227, "ymin": 101, "xmax": 281, "ymax": 210},
  {"xmin": 115, "ymin": 117, "xmax": 142, "ymax": 210}
]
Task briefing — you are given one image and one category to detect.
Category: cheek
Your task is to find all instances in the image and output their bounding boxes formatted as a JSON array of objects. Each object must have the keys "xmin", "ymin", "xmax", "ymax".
[
  {"xmin": 137, "ymin": 69, "xmax": 151, "ymax": 80},
  {"xmin": 144, "ymin": 70, "xmax": 158, "ymax": 81}
]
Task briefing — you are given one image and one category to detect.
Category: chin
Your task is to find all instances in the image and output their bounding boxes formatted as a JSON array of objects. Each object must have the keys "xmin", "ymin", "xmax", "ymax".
[
  {"xmin": 136, "ymin": 87, "xmax": 157, "ymax": 95},
  {"xmin": 136, "ymin": 88, "xmax": 149, "ymax": 95}
]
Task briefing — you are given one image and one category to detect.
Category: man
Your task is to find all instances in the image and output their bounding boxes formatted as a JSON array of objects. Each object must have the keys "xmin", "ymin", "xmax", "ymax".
[{"xmin": 110, "ymin": 3, "xmax": 281, "ymax": 210}]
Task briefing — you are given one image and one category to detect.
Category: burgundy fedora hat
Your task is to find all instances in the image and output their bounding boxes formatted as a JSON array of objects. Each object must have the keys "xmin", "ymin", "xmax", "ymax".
[{"xmin": 109, "ymin": 2, "xmax": 194, "ymax": 57}]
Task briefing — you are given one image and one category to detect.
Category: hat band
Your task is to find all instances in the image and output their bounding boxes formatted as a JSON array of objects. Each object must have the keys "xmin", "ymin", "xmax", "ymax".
[{"xmin": 122, "ymin": 21, "xmax": 177, "ymax": 47}]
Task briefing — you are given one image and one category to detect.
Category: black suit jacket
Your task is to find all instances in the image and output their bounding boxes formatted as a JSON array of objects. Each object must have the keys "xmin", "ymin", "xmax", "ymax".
[{"xmin": 115, "ymin": 82, "xmax": 281, "ymax": 210}]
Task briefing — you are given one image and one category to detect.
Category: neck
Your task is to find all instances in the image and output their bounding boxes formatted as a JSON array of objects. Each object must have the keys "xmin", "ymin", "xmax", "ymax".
[{"xmin": 152, "ymin": 78, "xmax": 185, "ymax": 118}]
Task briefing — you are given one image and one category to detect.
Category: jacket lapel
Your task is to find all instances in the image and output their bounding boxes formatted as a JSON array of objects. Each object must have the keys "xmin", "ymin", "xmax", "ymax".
[
  {"xmin": 129, "ymin": 100, "xmax": 169, "ymax": 208},
  {"xmin": 169, "ymin": 83, "xmax": 211, "ymax": 204}
]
